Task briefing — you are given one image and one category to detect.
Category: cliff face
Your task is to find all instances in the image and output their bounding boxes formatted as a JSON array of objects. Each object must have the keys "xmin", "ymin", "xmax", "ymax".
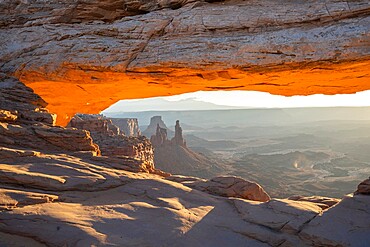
[
  {"xmin": 0, "ymin": 74, "xmax": 99, "ymax": 155},
  {"xmin": 69, "ymin": 114, "xmax": 161, "ymax": 174},
  {"xmin": 110, "ymin": 118, "xmax": 141, "ymax": 137},
  {"xmin": 1, "ymin": 0, "xmax": 369, "ymax": 125},
  {"xmin": 143, "ymin": 116, "xmax": 173, "ymax": 138}
]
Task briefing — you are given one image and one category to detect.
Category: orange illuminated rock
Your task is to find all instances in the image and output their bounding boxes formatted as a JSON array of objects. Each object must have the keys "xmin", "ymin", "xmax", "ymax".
[{"xmin": 0, "ymin": 0, "xmax": 369, "ymax": 125}]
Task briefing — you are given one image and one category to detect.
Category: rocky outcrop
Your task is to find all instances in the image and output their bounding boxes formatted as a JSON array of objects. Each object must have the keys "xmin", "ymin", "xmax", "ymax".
[
  {"xmin": 0, "ymin": 188, "xmax": 58, "ymax": 211},
  {"xmin": 167, "ymin": 175, "xmax": 271, "ymax": 202},
  {"xmin": 288, "ymin": 195, "xmax": 340, "ymax": 210},
  {"xmin": 0, "ymin": 74, "xmax": 99, "ymax": 155},
  {"xmin": 299, "ymin": 193, "xmax": 370, "ymax": 247},
  {"xmin": 0, "ymin": 0, "xmax": 197, "ymax": 27},
  {"xmin": 1, "ymin": 175, "xmax": 369, "ymax": 247},
  {"xmin": 151, "ymin": 119, "xmax": 224, "ymax": 177},
  {"xmin": 110, "ymin": 118, "xmax": 141, "ymax": 137},
  {"xmin": 151, "ymin": 119, "xmax": 186, "ymax": 147},
  {"xmin": 173, "ymin": 120, "xmax": 186, "ymax": 147},
  {"xmin": 355, "ymin": 177, "xmax": 370, "ymax": 195},
  {"xmin": 150, "ymin": 124, "xmax": 170, "ymax": 147},
  {"xmin": 69, "ymin": 114, "xmax": 163, "ymax": 174},
  {"xmin": 1, "ymin": 0, "xmax": 369, "ymax": 125},
  {"xmin": 143, "ymin": 116, "xmax": 173, "ymax": 138}
]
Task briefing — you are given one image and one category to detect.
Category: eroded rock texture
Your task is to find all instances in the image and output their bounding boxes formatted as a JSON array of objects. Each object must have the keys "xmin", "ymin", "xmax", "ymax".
[
  {"xmin": 151, "ymin": 120, "xmax": 224, "ymax": 177},
  {"xmin": 0, "ymin": 74, "xmax": 99, "ymax": 154},
  {"xmin": 144, "ymin": 116, "xmax": 173, "ymax": 138},
  {"xmin": 1, "ymin": 0, "xmax": 369, "ymax": 125},
  {"xmin": 68, "ymin": 113, "xmax": 163, "ymax": 174},
  {"xmin": 110, "ymin": 118, "xmax": 141, "ymax": 137}
]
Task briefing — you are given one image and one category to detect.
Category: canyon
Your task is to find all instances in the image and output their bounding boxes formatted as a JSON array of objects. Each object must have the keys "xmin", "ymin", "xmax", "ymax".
[{"xmin": 1, "ymin": 0, "xmax": 370, "ymax": 246}]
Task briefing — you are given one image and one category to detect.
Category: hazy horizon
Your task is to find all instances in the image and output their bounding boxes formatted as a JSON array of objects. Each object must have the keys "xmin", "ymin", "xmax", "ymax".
[{"xmin": 103, "ymin": 90, "xmax": 370, "ymax": 113}]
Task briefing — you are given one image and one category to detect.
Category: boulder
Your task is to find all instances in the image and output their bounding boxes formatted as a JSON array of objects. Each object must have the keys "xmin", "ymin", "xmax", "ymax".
[
  {"xmin": 167, "ymin": 175, "xmax": 271, "ymax": 202},
  {"xmin": 355, "ymin": 177, "xmax": 370, "ymax": 195}
]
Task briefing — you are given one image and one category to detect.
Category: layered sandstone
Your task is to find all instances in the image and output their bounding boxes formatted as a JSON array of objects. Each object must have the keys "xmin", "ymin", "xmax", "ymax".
[
  {"xmin": 288, "ymin": 195, "xmax": 340, "ymax": 210},
  {"xmin": 110, "ymin": 118, "xmax": 141, "ymax": 137},
  {"xmin": 1, "ymin": 0, "xmax": 369, "ymax": 125},
  {"xmin": 68, "ymin": 114, "xmax": 162, "ymax": 174},
  {"xmin": 0, "ymin": 74, "xmax": 99, "ymax": 154}
]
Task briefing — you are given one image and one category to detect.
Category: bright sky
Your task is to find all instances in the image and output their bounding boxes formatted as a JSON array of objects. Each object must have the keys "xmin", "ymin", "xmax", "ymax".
[
  {"xmin": 104, "ymin": 90, "xmax": 370, "ymax": 112},
  {"xmin": 166, "ymin": 90, "xmax": 370, "ymax": 108}
]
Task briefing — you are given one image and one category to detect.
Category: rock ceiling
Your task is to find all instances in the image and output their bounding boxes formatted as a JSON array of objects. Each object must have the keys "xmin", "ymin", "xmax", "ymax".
[{"xmin": 1, "ymin": 0, "xmax": 369, "ymax": 125}]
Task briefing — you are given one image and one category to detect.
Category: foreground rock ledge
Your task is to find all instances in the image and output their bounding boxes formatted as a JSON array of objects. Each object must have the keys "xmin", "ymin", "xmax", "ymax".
[{"xmin": 1, "ymin": 0, "xmax": 370, "ymax": 125}]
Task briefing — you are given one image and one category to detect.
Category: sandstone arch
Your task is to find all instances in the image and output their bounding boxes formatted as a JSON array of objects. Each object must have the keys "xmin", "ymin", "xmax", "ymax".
[{"xmin": 1, "ymin": 0, "xmax": 369, "ymax": 125}]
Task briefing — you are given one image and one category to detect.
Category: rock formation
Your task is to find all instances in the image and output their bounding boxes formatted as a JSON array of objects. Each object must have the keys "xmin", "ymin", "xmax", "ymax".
[
  {"xmin": 355, "ymin": 177, "xmax": 370, "ymax": 195},
  {"xmin": 0, "ymin": 74, "xmax": 99, "ymax": 155},
  {"xmin": 68, "ymin": 114, "xmax": 164, "ymax": 174},
  {"xmin": 143, "ymin": 116, "xmax": 173, "ymax": 138},
  {"xmin": 110, "ymin": 118, "xmax": 141, "ymax": 137},
  {"xmin": 288, "ymin": 195, "xmax": 340, "ymax": 210},
  {"xmin": 1, "ymin": 0, "xmax": 369, "ymax": 125},
  {"xmin": 150, "ymin": 124, "xmax": 170, "ymax": 147},
  {"xmin": 173, "ymin": 120, "xmax": 186, "ymax": 147},
  {"xmin": 167, "ymin": 175, "xmax": 271, "ymax": 202},
  {"xmin": 151, "ymin": 119, "xmax": 224, "ymax": 177}
]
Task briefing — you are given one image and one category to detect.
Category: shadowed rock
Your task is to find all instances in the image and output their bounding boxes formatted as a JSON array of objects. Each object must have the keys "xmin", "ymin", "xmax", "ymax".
[{"xmin": 355, "ymin": 177, "xmax": 370, "ymax": 195}]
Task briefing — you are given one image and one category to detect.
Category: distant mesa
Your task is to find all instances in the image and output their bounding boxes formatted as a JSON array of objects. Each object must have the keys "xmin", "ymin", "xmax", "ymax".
[{"xmin": 143, "ymin": 116, "xmax": 174, "ymax": 138}]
